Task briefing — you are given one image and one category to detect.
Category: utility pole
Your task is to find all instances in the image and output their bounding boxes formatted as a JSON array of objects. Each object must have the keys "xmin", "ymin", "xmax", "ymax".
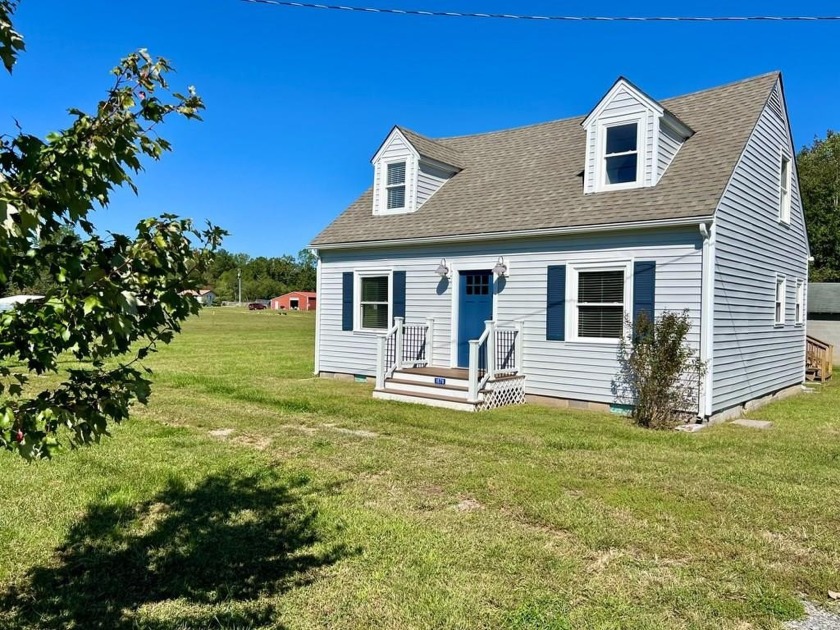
[{"xmin": 237, "ymin": 269, "xmax": 242, "ymax": 306}]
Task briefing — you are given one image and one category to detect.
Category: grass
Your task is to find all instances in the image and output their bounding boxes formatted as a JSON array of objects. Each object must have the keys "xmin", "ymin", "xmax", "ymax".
[{"xmin": 1, "ymin": 308, "xmax": 839, "ymax": 629}]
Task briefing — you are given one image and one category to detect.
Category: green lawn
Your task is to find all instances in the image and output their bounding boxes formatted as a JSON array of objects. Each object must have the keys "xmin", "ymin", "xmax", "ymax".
[{"xmin": 1, "ymin": 308, "xmax": 838, "ymax": 629}]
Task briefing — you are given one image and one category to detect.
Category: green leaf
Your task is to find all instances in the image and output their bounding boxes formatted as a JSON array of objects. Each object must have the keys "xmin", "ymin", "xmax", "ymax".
[{"xmin": 83, "ymin": 296, "xmax": 100, "ymax": 315}]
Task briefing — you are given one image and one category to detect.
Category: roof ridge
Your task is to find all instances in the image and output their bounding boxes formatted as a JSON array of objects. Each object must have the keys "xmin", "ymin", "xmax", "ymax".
[
  {"xmin": 395, "ymin": 125, "xmax": 466, "ymax": 168},
  {"xmin": 437, "ymin": 115, "xmax": 578, "ymax": 142},
  {"xmin": 435, "ymin": 72, "xmax": 780, "ymax": 143},
  {"xmin": 661, "ymin": 71, "xmax": 779, "ymax": 102},
  {"xmin": 397, "ymin": 125, "xmax": 455, "ymax": 148}
]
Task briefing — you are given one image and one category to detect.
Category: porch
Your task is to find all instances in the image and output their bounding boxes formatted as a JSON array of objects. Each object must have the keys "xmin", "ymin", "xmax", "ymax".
[
  {"xmin": 806, "ymin": 335, "xmax": 834, "ymax": 382},
  {"xmin": 372, "ymin": 318, "xmax": 526, "ymax": 412}
]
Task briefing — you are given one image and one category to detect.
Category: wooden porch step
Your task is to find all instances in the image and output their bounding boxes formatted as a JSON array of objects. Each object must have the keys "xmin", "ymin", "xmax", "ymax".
[
  {"xmin": 386, "ymin": 377, "xmax": 470, "ymax": 394},
  {"xmin": 373, "ymin": 388, "xmax": 478, "ymax": 412},
  {"xmin": 397, "ymin": 366, "xmax": 470, "ymax": 379}
]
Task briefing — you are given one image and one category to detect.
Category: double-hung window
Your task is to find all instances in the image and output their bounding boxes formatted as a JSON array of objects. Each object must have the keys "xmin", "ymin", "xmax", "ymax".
[
  {"xmin": 779, "ymin": 154, "xmax": 792, "ymax": 223},
  {"xmin": 775, "ymin": 276, "xmax": 786, "ymax": 326},
  {"xmin": 386, "ymin": 162, "xmax": 406, "ymax": 210},
  {"xmin": 795, "ymin": 279, "xmax": 804, "ymax": 325},
  {"xmin": 575, "ymin": 268, "xmax": 627, "ymax": 339},
  {"xmin": 604, "ymin": 122, "xmax": 639, "ymax": 186},
  {"xmin": 359, "ymin": 274, "xmax": 390, "ymax": 330}
]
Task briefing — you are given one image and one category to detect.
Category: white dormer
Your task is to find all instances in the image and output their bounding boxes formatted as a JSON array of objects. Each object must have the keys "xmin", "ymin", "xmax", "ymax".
[
  {"xmin": 582, "ymin": 78, "xmax": 692, "ymax": 194},
  {"xmin": 371, "ymin": 126, "xmax": 462, "ymax": 216}
]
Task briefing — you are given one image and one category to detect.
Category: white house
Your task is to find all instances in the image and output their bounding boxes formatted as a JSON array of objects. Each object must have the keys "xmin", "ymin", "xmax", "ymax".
[
  {"xmin": 182, "ymin": 289, "xmax": 216, "ymax": 306},
  {"xmin": 310, "ymin": 73, "xmax": 809, "ymax": 419}
]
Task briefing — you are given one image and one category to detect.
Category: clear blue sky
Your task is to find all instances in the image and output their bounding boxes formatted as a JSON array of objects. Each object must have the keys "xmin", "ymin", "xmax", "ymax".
[{"xmin": 1, "ymin": 1, "xmax": 838, "ymax": 257}]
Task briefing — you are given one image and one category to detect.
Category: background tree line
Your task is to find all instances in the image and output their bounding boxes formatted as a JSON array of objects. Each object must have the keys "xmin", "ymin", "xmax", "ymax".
[
  {"xmin": 798, "ymin": 130, "xmax": 840, "ymax": 282},
  {"xmin": 2, "ymin": 243, "xmax": 318, "ymax": 303},
  {"xmin": 202, "ymin": 248, "xmax": 317, "ymax": 302}
]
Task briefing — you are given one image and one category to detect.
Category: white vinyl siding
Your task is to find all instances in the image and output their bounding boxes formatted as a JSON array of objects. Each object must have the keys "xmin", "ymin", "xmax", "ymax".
[
  {"xmin": 316, "ymin": 227, "xmax": 701, "ymax": 404},
  {"xmin": 775, "ymin": 276, "xmax": 786, "ymax": 325},
  {"xmin": 416, "ymin": 159, "xmax": 457, "ymax": 208},
  {"xmin": 712, "ymin": 79, "xmax": 808, "ymax": 412},
  {"xmin": 657, "ymin": 122, "xmax": 684, "ymax": 180}
]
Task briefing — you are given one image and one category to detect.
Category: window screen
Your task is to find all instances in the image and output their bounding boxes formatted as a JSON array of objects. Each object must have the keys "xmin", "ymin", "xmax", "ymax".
[
  {"xmin": 775, "ymin": 277, "xmax": 786, "ymax": 325},
  {"xmin": 360, "ymin": 276, "xmax": 389, "ymax": 329},
  {"xmin": 578, "ymin": 270, "xmax": 625, "ymax": 338},
  {"xmin": 779, "ymin": 155, "xmax": 791, "ymax": 223},
  {"xmin": 605, "ymin": 123, "xmax": 638, "ymax": 185},
  {"xmin": 386, "ymin": 162, "xmax": 406, "ymax": 210}
]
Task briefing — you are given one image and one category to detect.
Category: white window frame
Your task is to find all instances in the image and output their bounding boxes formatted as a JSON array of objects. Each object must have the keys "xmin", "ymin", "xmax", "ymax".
[
  {"xmin": 566, "ymin": 260, "xmax": 633, "ymax": 343},
  {"xmin": 597, "ymin": 116, "xmax": 645, "ymax": 192},
  {"xmin": 385, "ymin": 160, "xmax": 407, "ymax": 211},
  {"xmin": 775, "ymin": 275, "xmax": 786, "ymax": 326},
  {"xmin": 779, "ymin": 150, "xmax": 792, "ymax": 224},
  {"xmin": 373, "ymin": 156, "xmax": 416, "ymax": 216},
  {"xmin": 795, "ymin": 278, "xmax": 804, "ymax": 326},
  {"xmin": 355, "ymin": 270, "xmax": 392, "ymax": 333}
]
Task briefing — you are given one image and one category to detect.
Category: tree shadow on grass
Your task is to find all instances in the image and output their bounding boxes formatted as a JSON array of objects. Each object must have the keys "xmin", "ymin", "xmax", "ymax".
[{"xmin": 1, "ymin": 471, "xmax": 352, "ymax": 629}]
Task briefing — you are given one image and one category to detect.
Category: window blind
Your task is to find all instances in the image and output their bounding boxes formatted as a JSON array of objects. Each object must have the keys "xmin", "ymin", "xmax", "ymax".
[
  {"xmin": 387, "ymin": 162, "xmax": 406, "ymax": 186},
  {"xmin": 578, "ymin": 270, "xmax": 624, "ymax": 303},
  {"xmin": 387, "ymin": 186, "xmax": 405, "ymax": 209},
  {"xmin": 577, "ymin": 269, "xmax": 625, "ymax": 338},
  {"xmin": 361, "ymin": 276, "xmax": 389, "ymax": 302},
  {"xmin": 578, "ymin": 306, "xmax": 624, "ymax": 338}
]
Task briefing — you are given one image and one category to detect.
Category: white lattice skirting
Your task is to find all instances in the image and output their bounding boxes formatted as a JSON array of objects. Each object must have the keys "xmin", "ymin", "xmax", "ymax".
[{"xmin": 478, "ymin": 376, "xmax": 526, "ymax": 411}]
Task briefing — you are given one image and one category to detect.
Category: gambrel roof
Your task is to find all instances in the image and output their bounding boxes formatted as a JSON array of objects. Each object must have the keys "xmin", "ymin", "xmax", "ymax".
[{"xmin": 312, "ymin": 72, "xmax": 780, "ymax": 248}]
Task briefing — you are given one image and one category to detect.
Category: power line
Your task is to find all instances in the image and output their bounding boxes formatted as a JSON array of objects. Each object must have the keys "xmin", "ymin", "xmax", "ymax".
[{"xmin": 242, "ymin": 0, "xmax": 840, "ymax": 22}]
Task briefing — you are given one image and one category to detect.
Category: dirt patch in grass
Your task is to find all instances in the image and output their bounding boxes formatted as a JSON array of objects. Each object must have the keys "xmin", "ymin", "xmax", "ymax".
[
  {"xmin": 322, "ymin": 424, "xmax": 378, "ymax": 439},
  {"xmin": 280, "ymin": 424, "xmax": 318, "ymax": 436},
  {"xmin": 209, "ymin": 428, "xmax": 234, "ymax": 439},
  {"xmin": 453, "ymin": 498, "xmax": 484, "ymax": 512}
]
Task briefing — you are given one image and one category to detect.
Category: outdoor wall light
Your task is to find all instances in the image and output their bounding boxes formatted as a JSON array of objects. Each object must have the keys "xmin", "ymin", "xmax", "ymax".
[
  {"xmin": 493, "ymin": 256, "xmax": 509, "ymax": 277},
  {"xmin": 435, "ymin": 258, "xmax": 451, "ymax": 279}
]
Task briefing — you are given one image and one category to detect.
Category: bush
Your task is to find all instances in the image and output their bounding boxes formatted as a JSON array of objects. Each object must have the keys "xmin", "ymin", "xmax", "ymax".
[{"xmin": 615, "ymin": 310, "xmax": 706, "ymax": 429}]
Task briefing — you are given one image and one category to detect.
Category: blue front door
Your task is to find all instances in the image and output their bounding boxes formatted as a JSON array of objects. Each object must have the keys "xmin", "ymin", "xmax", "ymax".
[{"xmin": 458, "ymin": 270, "xmax": 493, "ymax": 367}]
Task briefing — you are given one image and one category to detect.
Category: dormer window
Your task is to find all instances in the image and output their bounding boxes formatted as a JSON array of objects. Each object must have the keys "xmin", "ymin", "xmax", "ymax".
[
  {"xmin": 371, "ymin": 126, "xmax": 462, "ymax": 216},
  {"xmin": 582, "ymin": 78, "xmax": 693, "ymax": 194},
  {"xmin": 604, "ymin": 122, "xmax": 640, "ymax": 186},
  {"xmin": 387, "ymin": 162, "xmax": 407, "ymax": 210}
]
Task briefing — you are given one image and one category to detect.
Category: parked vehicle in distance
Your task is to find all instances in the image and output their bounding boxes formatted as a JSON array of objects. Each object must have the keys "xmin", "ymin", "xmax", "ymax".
[{"xmin": 248, "ymin": 302, "xmax": 267, "ymax": 310}]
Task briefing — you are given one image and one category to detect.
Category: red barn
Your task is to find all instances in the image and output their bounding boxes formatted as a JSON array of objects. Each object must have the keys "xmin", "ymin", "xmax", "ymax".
[{"xmin": 271, "ymin": 291, "xmax": 317, "ymax": 311}]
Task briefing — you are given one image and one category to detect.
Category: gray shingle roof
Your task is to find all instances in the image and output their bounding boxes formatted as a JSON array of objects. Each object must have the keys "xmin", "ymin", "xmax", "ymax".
[
  {"xmin": 397, "ymin": 126, "xmax": 466, "ymax": 170},
  {"xmin": 312, "ymin": 73, "xmax": 779, "ymax": 247},
  {"xmin": 808, "ymin": 283, "xmax": 840, "ymax": 314}
]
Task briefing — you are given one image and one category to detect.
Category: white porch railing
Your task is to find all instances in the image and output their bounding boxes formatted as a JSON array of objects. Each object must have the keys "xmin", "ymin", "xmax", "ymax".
[
  {"xmin": 376, "ymin": 317, "xmax": 434, "ymax": 389},
  {"xmin": 467, "ymin": 320, "xmax": 524, "ymax": 403}
]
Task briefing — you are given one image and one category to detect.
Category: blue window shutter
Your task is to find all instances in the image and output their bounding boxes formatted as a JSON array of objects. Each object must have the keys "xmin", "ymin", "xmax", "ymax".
[
  {"xmin": 546, "ymin": 265, "xmax": 566, "ymax": 341},
  {"xmin": 392, "ymin": 271, "xmax": 406, "ymax": 322},
  {"xmin": 633, "ymin": 261, "xmax": 656, "ymax": 326},
  {"xmin": 342, "ymin": 272, "xmax": 353, "ymax": 331}
]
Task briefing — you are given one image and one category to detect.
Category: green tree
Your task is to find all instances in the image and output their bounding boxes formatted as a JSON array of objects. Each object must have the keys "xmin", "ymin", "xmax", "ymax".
[
  {"xmin": 797, "ymin": 130, "xmax": 840, "ymax": 281},
  {"xmin": 0, "ymin": 2, "xmax": 224, "ymax": 459},
  {"xmin": 295, "ymin": 248, "xmax": 317, "ymax": 291}
]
